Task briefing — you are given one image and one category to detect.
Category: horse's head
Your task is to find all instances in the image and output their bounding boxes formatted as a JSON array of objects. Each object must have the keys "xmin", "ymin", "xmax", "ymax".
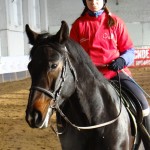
[{"xmin": 25, "ymin": 21, "xmax": 76, "ymax": 128}]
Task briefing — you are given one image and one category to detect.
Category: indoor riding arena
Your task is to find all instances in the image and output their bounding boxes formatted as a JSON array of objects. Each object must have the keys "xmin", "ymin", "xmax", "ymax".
[
  {"xmin": 0, "ymin": 0, "xmax": 150, "ymax": 150},
  {"xmin": 0, "ymin": 68, "xmax": 150, "ymax": 150}
]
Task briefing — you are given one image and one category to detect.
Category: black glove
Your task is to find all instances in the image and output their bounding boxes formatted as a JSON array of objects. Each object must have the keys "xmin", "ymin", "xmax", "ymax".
[{"xmin": 108, "ymin": 57, "xmax": 126, "ymax": 71}]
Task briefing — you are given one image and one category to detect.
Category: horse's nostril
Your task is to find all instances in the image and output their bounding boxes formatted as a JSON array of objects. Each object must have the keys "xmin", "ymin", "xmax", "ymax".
[
  {"xmin": 25, "ymin": 109, "xmax": 43, "ymax": 128},
  {"xmin": 32, "ymin": 109, "xmax": 42, "ymax": 126}
]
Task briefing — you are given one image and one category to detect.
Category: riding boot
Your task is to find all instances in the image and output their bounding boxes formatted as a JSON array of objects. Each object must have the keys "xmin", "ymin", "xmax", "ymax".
[
  {"xmin": 141, "ymin": 110, "xmax": 150, "ymax": 149},
  {"xmin": 143, "ymin": 113, "xmax": 150, "ymax": 135}
]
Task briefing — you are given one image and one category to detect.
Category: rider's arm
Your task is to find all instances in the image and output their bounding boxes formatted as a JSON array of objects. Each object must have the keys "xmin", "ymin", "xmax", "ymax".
[{"xmin": 120, "ymin": 48, "xmax": 135, "ymax": 66}]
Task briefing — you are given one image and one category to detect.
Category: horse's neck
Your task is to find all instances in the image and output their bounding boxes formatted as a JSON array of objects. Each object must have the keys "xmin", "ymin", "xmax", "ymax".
[
  {"xmin": 75, "ymin": 81, "xmax": 120, "ymax": 124},
  {"xmin": 60, "ymin": 91, "xmax": 90, "ymax": 126},
  {"xmin": 64, "ymin": 52, "xmax": 120, "ymax": 124},
  {"xmin": 58, "ymin": 81, "xmax": 120, "ymax": 128}
]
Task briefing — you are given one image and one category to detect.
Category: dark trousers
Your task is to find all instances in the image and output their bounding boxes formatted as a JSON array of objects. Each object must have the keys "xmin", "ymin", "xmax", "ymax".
[{"xmin": 111, "ymin": 72, "xmax": 149, "ymax": 110}]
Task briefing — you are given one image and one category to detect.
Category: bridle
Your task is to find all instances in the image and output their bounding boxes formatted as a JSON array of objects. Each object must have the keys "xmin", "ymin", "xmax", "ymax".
[
  {"xmin": 30, "ymin": 45, "xmax": 77, "ymax": 101},
  {"xmin": 29, "ymin": 46, "xmax": 122, "ymax": 135}
]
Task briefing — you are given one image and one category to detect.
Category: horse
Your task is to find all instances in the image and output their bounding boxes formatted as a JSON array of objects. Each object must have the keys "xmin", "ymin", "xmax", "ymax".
[{"xmin": 25, "ymin": 21, "xmax": 144, "ymax": 150}]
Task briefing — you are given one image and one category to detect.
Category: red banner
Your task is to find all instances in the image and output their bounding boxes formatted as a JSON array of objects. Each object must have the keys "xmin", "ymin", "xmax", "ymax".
[{"xmin": 131, "ymin": 47, "xmax": 150, "ymax": 67}]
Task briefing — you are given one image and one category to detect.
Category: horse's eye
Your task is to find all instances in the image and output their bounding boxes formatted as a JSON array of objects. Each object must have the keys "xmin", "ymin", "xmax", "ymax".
[{"xmin": 51, "ymin": 64, "xmax": 58, "ymax": 69}]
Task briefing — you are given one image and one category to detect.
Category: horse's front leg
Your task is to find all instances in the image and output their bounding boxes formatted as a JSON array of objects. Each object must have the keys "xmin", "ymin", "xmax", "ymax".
[{"xmin": 58, "ymin": 125, "xmax": 89, "ymax": 150}]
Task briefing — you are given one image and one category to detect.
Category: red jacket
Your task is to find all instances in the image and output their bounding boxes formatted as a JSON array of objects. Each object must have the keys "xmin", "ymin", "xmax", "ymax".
[{"xmin": 70, "ymin": 12, "xmax": 134, "ymax": 79}]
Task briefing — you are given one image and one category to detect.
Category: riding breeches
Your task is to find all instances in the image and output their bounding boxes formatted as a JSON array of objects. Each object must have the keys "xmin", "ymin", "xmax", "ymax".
[{"xmin": 111, "ymin": 72, "xmax": 149, "ymax": 115}]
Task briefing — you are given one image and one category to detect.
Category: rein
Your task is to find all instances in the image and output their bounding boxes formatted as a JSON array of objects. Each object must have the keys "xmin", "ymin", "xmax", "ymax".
[
  {"xmin": 55, "ymin": 102, "xmax": 121, "ymax": 131},
  {"xmin": 30, "ymin": 46, "xmax": 122, "ymax": 134},
  {"xmin": 55, "ymin": 71, "xmax": 122, "ymax": 131}
]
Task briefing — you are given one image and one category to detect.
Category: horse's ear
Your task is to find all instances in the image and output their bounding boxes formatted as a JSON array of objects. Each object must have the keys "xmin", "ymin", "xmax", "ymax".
[
  {"xmin": 55, "ymin": 21, "xmax": 69, "ymax": 44},
  {"xmin": 25, "ymin": 24, "xmax": 39, "ymax": 45}
]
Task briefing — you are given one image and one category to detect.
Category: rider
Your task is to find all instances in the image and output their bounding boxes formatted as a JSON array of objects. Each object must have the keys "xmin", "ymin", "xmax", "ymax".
[{"xmin": 70, "ymin": 0, "xmax": 150, "ymax": 147}]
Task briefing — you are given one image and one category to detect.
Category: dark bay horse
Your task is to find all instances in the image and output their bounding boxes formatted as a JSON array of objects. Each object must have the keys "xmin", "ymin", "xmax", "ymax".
[{"xmin": 25, "ymin": 21, "xmax": 143, "ymax": 150}]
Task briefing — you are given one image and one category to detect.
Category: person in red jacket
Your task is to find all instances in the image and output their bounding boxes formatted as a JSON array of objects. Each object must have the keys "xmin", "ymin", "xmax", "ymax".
[{"xmin": 70, "ymin": 0, "xmax": 150, "ymax": 147}]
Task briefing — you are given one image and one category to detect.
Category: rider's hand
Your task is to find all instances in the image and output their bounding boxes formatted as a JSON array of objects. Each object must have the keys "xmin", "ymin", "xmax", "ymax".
[{"xmin": 108, "ymin": 57, "xmax": 126, "ymax": 71}]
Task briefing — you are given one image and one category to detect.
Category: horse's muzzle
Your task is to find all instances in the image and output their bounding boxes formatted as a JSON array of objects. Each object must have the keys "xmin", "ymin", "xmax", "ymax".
[
  {"xmin": 25, "ymin": 109, "xmax": 43, "ymax": 128},
  {"xmin": 26, "ymin": 107, "xmax": 53, "ymax": 128}
]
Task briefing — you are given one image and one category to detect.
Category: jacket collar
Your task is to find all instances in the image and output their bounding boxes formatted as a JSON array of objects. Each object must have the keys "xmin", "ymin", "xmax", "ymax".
[{"xmin": 88, "ymin": 9, "xmax": 104, "ymax": 17}]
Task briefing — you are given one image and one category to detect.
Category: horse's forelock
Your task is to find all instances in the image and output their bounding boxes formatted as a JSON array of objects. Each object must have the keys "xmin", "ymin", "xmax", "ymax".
[{"xmin": 29, "ymin": 34, "xmax": 66, "ymax": 60}]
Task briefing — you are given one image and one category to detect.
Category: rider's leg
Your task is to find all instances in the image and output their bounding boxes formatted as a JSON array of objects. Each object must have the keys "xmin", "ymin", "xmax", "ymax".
[
  {"xmin": 111, "ymin": 72, "xmax": 150, "ymax": 133},
  {"xmin": 141, "ymin": 104, "xmax": 150, "ymax": 136},
  {"xmin": 142, "ymin": 107, "xmax": 150, "ymax": 136},
  {"xmin": 111, "ymin": 72, "xmax": 150, "ymax": 149},
  {"xmin": 112, "ymin": 72, "xmax": 150, "ymax": 148},
  {"xmin": 143, "ymin": 109, "xmax": 150, "ymax": 134}
]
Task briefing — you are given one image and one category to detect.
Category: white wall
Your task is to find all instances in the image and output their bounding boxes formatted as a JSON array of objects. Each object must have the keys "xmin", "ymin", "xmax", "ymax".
[
  {"xmin": 108, "ymin": 0, "xmax": 150, "ymax": 23},
  {"xmin": 107, "ymin": 0, "xmax": 150, "ymax": 47},
  {"xmin": 46, "ymin": 0, "xmax": 83, "ymax": 34}
]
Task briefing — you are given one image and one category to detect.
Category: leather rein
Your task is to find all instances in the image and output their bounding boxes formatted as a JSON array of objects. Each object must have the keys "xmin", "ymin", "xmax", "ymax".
[{"xmin": 30, "ymin": 46, "xmax": 122, "ymax": 134}]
